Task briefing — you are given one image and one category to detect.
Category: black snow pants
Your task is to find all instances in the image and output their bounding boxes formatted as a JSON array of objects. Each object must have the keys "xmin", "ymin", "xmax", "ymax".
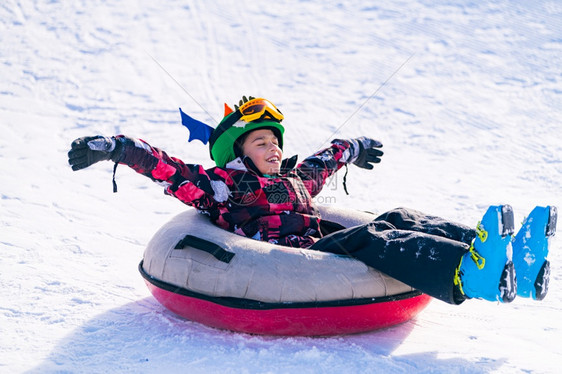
[{"xmin": 311, "ymin": 207, "xmax": 477, "ymax": 304}]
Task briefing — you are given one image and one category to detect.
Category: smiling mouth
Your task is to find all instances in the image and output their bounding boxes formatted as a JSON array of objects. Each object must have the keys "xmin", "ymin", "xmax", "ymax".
[{"xmin": 267, "ymin": 156, "xmax": 280, "ymax": 163}]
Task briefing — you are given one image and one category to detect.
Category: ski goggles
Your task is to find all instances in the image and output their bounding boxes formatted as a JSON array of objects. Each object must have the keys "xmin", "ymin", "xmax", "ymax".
[{"xmin": 238, "ymin": 98, "xmax": 284, "ymax": 123}]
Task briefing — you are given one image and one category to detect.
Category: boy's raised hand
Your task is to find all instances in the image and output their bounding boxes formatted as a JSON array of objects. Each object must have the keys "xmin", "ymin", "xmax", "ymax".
[
  {"xmin": 332, "ymin": 136, "xmax": 384, "ymax": 170},
  {"xmin": 68, "ymin": 135, "xmax": 121, "ymax": 171},
  {"xmin": 352, "ymin": 137, "xmax": 384, "ymax": 169}
]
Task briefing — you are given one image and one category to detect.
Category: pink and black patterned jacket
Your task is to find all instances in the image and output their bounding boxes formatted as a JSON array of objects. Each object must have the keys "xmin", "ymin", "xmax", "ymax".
[{"xmin": 114, "ymin": 136, "xmax": 352, "ymax": 248}]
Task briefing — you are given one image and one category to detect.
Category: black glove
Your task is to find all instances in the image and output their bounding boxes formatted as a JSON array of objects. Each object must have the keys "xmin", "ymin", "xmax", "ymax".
[
  {"xmin": 333, "ymin": 137, "xmax": 384, "ymax": 170},
  {"xmin": 68, "ymin": 136, "xmax": 121, "ymax": 171},
  {"xmin": 234, "ymin": 95, "xmax": 255, "ymax": 110}
]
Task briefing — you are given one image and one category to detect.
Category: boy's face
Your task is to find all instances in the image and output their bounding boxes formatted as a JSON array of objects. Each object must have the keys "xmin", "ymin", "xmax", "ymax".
[{"xmin": 241, "ymin": 129, "xmax": 283, "ymax": 175}]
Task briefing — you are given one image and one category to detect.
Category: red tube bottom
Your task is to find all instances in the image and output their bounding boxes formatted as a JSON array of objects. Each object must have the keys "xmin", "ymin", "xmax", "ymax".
[{"xmin": 145, "ymin": 281, "xmax": 432, "ymax": 336}]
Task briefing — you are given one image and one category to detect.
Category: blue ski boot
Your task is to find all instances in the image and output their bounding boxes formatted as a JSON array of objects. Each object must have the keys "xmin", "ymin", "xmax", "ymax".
[
  {"xmin": 512, "ymin": 206, "xmax": 557, "ymax": 300},
  {"xmin": 455, "ymin": 205, "xmax": 517, "ymax": 303}
]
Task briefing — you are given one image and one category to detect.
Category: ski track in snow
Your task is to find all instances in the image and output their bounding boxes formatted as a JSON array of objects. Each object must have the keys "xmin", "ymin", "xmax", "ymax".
[{"xmin": 1, "ymin": 1, "xmax": 561, "ymax": 373}]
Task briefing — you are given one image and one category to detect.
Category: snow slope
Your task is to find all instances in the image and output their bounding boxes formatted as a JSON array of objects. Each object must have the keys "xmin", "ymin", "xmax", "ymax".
[{"xmin": 1, "ymin": 0, "xmax": 561, "ymax": 373}]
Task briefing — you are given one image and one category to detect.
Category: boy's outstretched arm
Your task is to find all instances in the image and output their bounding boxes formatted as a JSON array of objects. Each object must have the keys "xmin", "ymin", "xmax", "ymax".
[
  {"xmin": 296, "ymin": 137, "xmax": 383, "ymax": 197},
  {"xmin": 68, "ymin": 135, "xmax": 221, "ymax": 210}
]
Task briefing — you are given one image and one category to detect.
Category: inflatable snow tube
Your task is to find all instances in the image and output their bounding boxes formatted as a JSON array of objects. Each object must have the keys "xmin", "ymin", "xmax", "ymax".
[{"xmin": 140, "ymin": 206, "xmax": 432, "ymax": 336}]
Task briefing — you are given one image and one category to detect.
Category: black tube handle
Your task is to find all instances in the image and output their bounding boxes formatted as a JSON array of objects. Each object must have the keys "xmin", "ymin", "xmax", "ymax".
[{"xmin": 174, "ymin": 235, "xmax": 235, "ymax": 263}]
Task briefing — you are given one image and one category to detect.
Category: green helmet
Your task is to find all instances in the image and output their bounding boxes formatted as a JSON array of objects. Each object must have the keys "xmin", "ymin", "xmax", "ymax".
[{"xmin": 209, "ymin": 98, "xmax": 285, "ymax": 168}]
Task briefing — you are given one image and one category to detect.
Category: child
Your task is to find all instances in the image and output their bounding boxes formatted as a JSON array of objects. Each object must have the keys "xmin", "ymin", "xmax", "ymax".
[{"xmin": 68, "ymin": 96, "xmax": 556, "ymax": 305}]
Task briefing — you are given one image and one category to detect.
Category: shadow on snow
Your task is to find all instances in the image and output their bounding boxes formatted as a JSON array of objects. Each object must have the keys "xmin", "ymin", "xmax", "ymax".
[{"xmin": 28, "ymin": 297, "xmax": 505, "ymax": 373}]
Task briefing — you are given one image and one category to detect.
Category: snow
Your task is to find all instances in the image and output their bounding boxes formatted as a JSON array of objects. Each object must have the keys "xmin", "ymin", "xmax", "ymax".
[{"xmin": 1, "ymin": 0, "xmax": 561, "ymax": 373}]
